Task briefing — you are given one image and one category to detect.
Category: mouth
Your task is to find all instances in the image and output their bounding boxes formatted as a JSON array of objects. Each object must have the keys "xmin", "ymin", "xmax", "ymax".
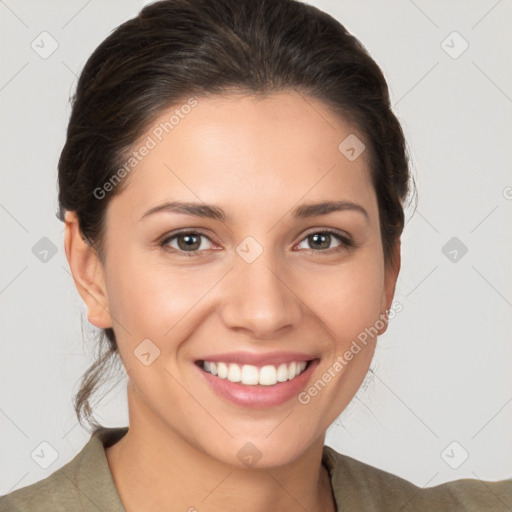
[
  {"xmin": 194, "ymin": 355, "xmax": 319, "ymax": 408},
  {"xmin": 195, "ymin": 359, "xmax": 312, "ymax": 386}
]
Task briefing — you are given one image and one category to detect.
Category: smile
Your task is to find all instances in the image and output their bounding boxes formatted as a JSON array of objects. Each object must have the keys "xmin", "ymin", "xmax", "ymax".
[{"xmin": 198, "ymin": 360, "xmax": 310, "ymax": 386}]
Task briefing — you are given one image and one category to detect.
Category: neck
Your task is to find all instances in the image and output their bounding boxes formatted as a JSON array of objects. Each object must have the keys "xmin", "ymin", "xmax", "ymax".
[{"xmin": 105, "ymin": 386, "xmax": 336, "ymax": 512}]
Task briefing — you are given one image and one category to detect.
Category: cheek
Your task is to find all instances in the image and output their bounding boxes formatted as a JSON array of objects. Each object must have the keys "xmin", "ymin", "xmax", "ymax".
[
  {"xmin": 294, "ymin": 253, "xmax": 383, "ymax": 413},
  {"xmin": 104, "ymin": 250, "xmax": 219, "ymax": 344},
  {"xmin": 300, "ymin": 255, "xmax": 384, "ymax": 344}
]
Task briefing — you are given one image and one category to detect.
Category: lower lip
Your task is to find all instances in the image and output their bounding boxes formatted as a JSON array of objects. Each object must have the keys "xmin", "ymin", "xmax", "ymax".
[{"xmin": 196, "ymin": 360, "xmax": 319, "ymax": 409}]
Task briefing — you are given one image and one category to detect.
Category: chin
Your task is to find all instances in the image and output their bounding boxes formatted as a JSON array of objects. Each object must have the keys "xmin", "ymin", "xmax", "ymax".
[{"xmin": 202, "ymin": 427, "xmax": 321, "ymax": 470}]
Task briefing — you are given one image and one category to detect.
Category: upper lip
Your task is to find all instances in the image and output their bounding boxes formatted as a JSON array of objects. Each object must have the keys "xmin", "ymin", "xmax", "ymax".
[{"xmin": 196, "ymin": 351, "xmax": 316, "ymax": 367}]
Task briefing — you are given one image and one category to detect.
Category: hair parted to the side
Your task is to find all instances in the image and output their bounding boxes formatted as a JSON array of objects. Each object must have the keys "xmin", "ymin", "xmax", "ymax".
[{"xmin": 56, "ymin": 0, "xmax": 416, "ymax": 432}]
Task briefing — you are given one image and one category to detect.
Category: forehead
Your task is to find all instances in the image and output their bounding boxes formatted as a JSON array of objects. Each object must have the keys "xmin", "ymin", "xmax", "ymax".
[{"xmin": 109, "ymin": 90, "xmax": 376, "ymax": 223}]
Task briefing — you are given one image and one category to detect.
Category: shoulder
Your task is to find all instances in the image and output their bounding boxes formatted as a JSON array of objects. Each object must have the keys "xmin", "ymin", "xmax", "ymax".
[
  {"xmin": 322, "ymin": 445, "xmax": 512, "ymax": 511},
  {"xmin": 0, "ymin": 470, "xmax": 76, "ymax": 512},
  {"xmin": 432, "ymin": 476, "xmax": 512, "ymax": 511},
  {"xmin": 0, "ymin": 426, "xmax": 128, "ymax": 512}
]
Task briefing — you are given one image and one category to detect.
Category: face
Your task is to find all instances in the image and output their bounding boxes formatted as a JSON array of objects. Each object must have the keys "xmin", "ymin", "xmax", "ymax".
[{"xmin": 69, "ymin": 90, "xmax": 399, "ymax": 468}]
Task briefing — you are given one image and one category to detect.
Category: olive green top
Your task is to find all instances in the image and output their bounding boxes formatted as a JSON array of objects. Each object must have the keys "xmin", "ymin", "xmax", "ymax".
[{"xmin": 1, "ymin": 426, "xmax": 510, "ymax": 511}]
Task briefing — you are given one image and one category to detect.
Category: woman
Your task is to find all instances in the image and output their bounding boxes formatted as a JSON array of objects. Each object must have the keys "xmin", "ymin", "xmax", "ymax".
[{"xmin": 1, "ymin": 0, "xmax": 510, "ymax": 510}]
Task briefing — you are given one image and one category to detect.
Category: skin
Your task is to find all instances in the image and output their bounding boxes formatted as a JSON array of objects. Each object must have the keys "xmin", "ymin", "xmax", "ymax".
[{"xmin": 64, "ymin": 90, "xmax": 400, "ymax": 512}]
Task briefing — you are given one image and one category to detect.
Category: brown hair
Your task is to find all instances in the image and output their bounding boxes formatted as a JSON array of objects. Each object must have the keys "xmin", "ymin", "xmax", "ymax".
[{"xmin": 56, "ymin": 0, "xmax": 416, "ymax": 432}]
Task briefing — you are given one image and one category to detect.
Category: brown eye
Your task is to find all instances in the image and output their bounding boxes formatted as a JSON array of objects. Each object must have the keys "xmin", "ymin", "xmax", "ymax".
[
  {"xmin": 160, "ymin": 231, "xmax": 214, "ymax": 255},
  {"xmin": 296, "ymin": 230, "xmax": 353, "ymax": 253},
  {"xmin": 308, "ymin": 233, "xmax": 332, "ymax": 250},
  {"xmin": 176, "ymin": 233, "xmax": 202, "ymax": 251}
]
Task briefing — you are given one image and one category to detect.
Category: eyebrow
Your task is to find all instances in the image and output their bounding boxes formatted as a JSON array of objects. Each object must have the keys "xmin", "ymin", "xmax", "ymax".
[{"xmin": 139, "ymin": 200, "xmax": 369, "ymax": 222}]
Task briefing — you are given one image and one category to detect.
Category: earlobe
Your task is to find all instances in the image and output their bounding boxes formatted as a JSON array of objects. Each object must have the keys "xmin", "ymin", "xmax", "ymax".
[{"xmin": 64, "ymin": 211, "xmax": 113, "ymax": 329}]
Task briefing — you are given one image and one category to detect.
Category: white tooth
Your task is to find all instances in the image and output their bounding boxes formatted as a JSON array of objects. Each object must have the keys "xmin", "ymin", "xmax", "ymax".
[
  {"xmin": 207, "ymin": 360, "xmax": 306, "ymax": 385},
  {"xmin": 241, "ymin": 364, "xmax": 259, "ymax": 385},
  {"xmin": 259, "ymin": 365, "xmax": 277, "ymax": 386},
  {"xmin": 276, "ymin": 363, "xmax": 289, "ymax": 382},
  {"xmin": 217, "ymin": 362, "xmax": 228, "ymax": 379},
  {"xmin": 227, "ymin": 363, "xmax": 242, "ymax": 383},
  {"xmin": 288, "ymin": 362, "xmax": 297, "ymax": 380}
]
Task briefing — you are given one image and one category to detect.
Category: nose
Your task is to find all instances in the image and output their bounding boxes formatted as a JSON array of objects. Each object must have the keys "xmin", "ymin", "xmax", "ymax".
[{"xmin": 219, "ymin": 252, "xmax": 303, "ymax": 340}]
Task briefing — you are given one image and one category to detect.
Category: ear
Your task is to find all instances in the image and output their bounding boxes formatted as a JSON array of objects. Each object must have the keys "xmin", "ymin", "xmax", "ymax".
[
  {"xmin": 378, "ymin": 239, "xmax": 401, "ymax": 335},
  {"xmin": 64, "ymin": 211, "xmax": 113, "ymax": 329}
]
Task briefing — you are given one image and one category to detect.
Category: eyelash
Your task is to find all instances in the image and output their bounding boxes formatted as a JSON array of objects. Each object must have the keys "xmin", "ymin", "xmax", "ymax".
[{"xmin": 159, "ymin": 228, "xmax": 354, "ymax": 258}]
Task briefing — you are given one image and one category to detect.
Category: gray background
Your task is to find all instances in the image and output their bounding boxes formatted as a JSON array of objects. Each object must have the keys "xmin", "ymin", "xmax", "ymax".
[{"xmin": 1, "ymin": 0, "xmax": 511, "ymax": 494}]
